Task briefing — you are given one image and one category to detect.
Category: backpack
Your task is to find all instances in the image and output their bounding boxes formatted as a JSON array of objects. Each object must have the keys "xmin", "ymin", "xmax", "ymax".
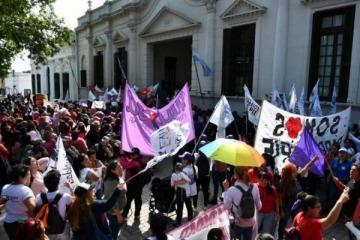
[
  {"xmin": 234, "ymin": 184, "xmax": 255, "ymax": 219},
  {"xmin": 35, "ymin": 193, "xmax": 66, "ymax": 235}
]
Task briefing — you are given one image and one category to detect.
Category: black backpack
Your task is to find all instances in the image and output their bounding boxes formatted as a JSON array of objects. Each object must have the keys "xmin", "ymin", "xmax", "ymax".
[
  {"xmin": 35, "ymin": 193, "xmax": 66, "ymax": 235},
  {"xmin": 235, "ymin": 184, "xmax": 255, "ymax": 219}
]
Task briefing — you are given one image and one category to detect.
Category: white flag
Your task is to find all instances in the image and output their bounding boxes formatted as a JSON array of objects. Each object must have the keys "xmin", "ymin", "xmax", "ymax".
[
  {"xmin": 309, "ymin": 79, "xmax": 319, "ymax": 112},
  {"xmin": 116, "ymin": 86, "xmax": 122, "ymax": 102},
  {"xmin": 329, "ymin": 86, "xmax": 337, "ymax": 115},
  {"xmin": 244, "ymin": 85, "xmax": 261, "ymax": 125},
  {"xmin": 209, "ymin": 96, "xmax": 234, "ymax": 138},
  {"xmin": 288, "ymin": 85, "xmax": 297, "ymax": 113},
  {"xmin": 297, "ymin": 87, "xmax": 305, "ymax": 115},
  {"xmin": 103, "ymin": 88, "xmax": 109, "ymax": 103},
  {"xmin": 43, "ymin": 138, "xmax": 79, "ymax": 194},
  {"xmin": 88, "ymin": 90, "xmax": 96, "ymax": 102},
  {"xmin": 310, "ymin": 94, "xmax": 323, "ymax": 117},
  {"xmin": 108, "ymin": 88, "xmax": 118, "ymax": 96}
]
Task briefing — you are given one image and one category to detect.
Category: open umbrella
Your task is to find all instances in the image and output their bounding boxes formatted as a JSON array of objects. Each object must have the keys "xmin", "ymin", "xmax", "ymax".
[{"xmin": 199, "ymin": 138, "xmax": 265, "ymax": 167}]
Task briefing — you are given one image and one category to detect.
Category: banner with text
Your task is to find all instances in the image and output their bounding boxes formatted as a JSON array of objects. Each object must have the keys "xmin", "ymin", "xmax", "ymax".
[
  {"xmin": 122, "ymin": 82, "xmax": 195, "ymax": 156},
  {"xmin": 167, "ymin": 203, "xmax": 230, "ymax": 240},
  {"xmin": 44, "ymin": 138, "xmax": 79, "ymax": 194},
  {"xmin": 254, "ymin": 100, "xmax": 350, "ymax": 170}
]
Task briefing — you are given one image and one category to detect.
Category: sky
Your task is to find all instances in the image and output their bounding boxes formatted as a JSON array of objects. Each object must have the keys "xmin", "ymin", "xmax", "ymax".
[{"xmin": 11, "ymin": 0, "xmax": 104, "ymax": 72}]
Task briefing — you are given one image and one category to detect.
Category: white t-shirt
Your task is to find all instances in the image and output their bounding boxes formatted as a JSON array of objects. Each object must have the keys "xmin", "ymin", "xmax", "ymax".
[
  {"xmin": 2, "ymin": 184, "xmax": 34, "ymax": 223},
  {"xmin": 35, "ymin": 191, "xmax": 73, "ymax": 220},
  {"xmin": 182, "ymin": 165, "xmax": 198, "ymax": 197},
  {"xmin": 171, "ymin": 172, "xmax": 190, "ymax": 196}
]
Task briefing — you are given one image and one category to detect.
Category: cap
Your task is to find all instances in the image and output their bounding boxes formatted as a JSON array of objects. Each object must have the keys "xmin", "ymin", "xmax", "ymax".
[
  {"xmin": 198, "ymin": 140, "xmax": 207, "ymax": 148},
  {"xmin": 199, "ymin": 134, "xmax": 208, "ymax": 142},
  {"xmin": 101, "ymin": 136, "xmax": 110, "ymax": 143},
  {"xmin": 339, "ymin": 147, "xmax": 348, "ymax": 153},
  {"xmin": 74, "ymin": 182, "xmax": 95, "ymax": 197},
  {"xmin": 178, "ymin": 151, "xmax": 193, "ymax": 161},
  {"xmin": 257, "ymin": 171, "xmax": 270, "ymax": 180},
  {"xmin": 131, "ymin": 147, "xmax": 140, "ymax": 155}
]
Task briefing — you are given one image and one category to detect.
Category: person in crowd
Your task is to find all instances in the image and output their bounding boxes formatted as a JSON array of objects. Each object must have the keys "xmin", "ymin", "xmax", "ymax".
[
  {"xmin": 223, "ymin": 166, "xmax": 262, "ymax": 240},
  {"xmin": 42, "ymin": 128, "xmax": 56, "ymax": 156},
  {"xmin": 209, "ymin": 159, "xmax": 227, "ymax": 205},
  {"xmin": 293, "ymin": 191, "xmax": 349, "ymax": 239},
  {"xmin": 13, "ymin": 218, "xmax": 49, "ymax": 240},
  {"xmin": 277, "ymin": 155, "xmax": 320, "ymax": 239},
  {"xmin": 84, "ymin": 123, "xmax": 100, "ymax": 149},
  {"xmin": 146, "ymin": 213, "xmax": 169, "ymax": 240},
  {"xmin": 103, "ymin": 160, "xmax": 127, "ymax": 240},
  {"xmin": 68, "ymin": 182, "xmax": 124, "ymax": 239},
  {"xmin": 2, "ymin": 164, "xmax": 36, "ymax": 239},
  {"xmin": 35, "ymin": 170, "xmax": 74, "ymax": 240},
  {"xmin": 344, "ymin": 138, "xmax": 357, "ymax": 158},
  {"xmin": 207, "ymin": 227, "xmax": 225, "ymax": 240},
  {"xmin": 75, "ymin": 122, "xmax": 87, "ymax": 139},
  {"xmin": 332, "ymin": 163, "xmax": 360, "ymax": 239},
  {"xmin": 193, "ymin": 140, "xmax": 210, "ymax": 211},
  {"xmin": 74, "ymin": 153, "xmax": 99, "ymax": 185},
  {"xmin": 120, "ymin": 147, "xmax": 147, "ymax": 220},
  {"xmin": 248, "ymin": 162, "xmax": 274, "ymax": 184},
  {"xmin": 95, "ymin": 136, "xmax": 114, "ymax": 166},
  {"xmin": 23, "ymin": 157, "xmax": 49, "ymax": 196},
  {"xmin": 256, "ymin": 171, "xmax": 279, "ymax": 235},
  {"xmin": 87, "ymin": 149, "xmax": 106, "ymax": 199},
  {"xmin": 62, "ymin": 136, "xmax": 79, "ymax": 165},
  {"xmin": 328, "ymin": 147, "xmax": 352, "ymax": 211},
  {"xmin": 71, "ymin": 131, "xmax": 88, "ymax": 155},
  {"xmin": 172, "ymin": 152, "xmax": 196, "ymax": 227},
  {"xmin": 27, "ymin": 139, "xmax": 49, "ymax": 160},
  {"xmin": 171, "ymin": 162, "xmax": 190, "ymax": 197}
]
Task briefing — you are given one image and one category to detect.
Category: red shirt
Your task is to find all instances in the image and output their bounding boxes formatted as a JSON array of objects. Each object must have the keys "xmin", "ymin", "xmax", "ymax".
[
  {"xmin": 248, "ymin": 169, "xmax": 274, "ymax": 184},
  {"xmin": 293, "ymin": 212, "xmax": 323, "ymax": 240},
  {"xmin": 257, "ymin": 184, "xmax": 278, "ymax": 213}
]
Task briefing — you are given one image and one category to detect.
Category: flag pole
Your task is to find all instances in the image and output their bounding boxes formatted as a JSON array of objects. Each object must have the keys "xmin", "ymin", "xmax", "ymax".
[{"xmin": 193, "ymin": 62, "xmax": 204, "ymax": 99}]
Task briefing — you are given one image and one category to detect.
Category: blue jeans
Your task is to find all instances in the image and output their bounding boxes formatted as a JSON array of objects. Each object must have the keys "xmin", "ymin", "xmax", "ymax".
[
  {"xmin": 258, "ymin": 212, "xmax": 275, "ymax": 235},
  {"xmin": 233, "ymin": 224, "xmax": 253, "ymax": 240},
  {"xmin": 106, "ymin": 213, "xmax": 123, "ymax": 240}
]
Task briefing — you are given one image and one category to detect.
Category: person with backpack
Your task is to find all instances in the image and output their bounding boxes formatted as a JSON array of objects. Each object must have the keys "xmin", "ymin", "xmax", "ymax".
[
  {"xmin": 223, "ymin": 166, "xmax": 262, "ymax": 240},
  {"xmin": 35, "ymin": 169, "xmax": 74, "ymax": 240}
]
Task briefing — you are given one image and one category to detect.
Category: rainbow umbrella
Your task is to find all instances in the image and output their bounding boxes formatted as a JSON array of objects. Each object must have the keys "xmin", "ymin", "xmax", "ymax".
[{"xmin": 199, "ymin": 138, "xmax": 265, "ymax": 167}]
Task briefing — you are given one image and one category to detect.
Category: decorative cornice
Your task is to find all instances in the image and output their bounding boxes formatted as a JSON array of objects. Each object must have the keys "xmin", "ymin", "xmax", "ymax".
[
  {"xmin": 140, "ymin": 6, "xmax": 201, "ymax": 38},
  {"xmin": 220, "ymin": 0, "xmax": 266, "ymax": 21}
]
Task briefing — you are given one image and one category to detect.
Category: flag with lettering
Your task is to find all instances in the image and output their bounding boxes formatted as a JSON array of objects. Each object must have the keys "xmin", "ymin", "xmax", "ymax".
[
  {"xmin": 122, "ymin": 82, "xmax": 195, "ymax": 155},
  {"xmin": 244, "ymin": 85, "xmax": 261, "ymax": 126},
  {"xmin": 254, "ymin": 100, "xmax": 350, "ymax": 170},
  {"xmin": 329, "ymin": 86, "xmax": 337, "ymax": 115},
  {"xmin": 209, "ymin": 96, "xmax": 234, "ymax": 138},
  {"xmin": 192, "ymin": 46, "xmax": 213, "ymax": 77},
  {"xmin": 43, "ymin": 138, "xmax": 79, "ymax": 194},
  {"xmin": 271, "ymin": 86, "xmax": 284, "ymax": 109},
  {"xmin": 289, "ymin": 127, "xmax": 325, "ymax": 176}
]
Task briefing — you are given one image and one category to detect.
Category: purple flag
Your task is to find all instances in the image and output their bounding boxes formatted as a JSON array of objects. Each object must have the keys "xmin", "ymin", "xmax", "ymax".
[
  {"xmin": 121, "ymin": 82, "xmax": 195, "ymax": 156},
  {"xmin": 289, "ymin": 127, "xmax": 325, "ymax": 176}
]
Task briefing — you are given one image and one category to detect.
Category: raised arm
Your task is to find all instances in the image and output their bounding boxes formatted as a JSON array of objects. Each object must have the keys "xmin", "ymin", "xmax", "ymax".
[
  {"xmin": 299, "ymin": 155, "xmax": 320, "ymax": 177},
  {"xmin": 320, "ymin": 191, "xmax": 349, "ymax": 229}
]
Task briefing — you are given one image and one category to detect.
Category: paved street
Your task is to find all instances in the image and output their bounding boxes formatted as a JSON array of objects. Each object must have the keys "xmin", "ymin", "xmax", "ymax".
[{"xmin": 0, "ymin": 157, "xmax": 350, "ymax": 239}]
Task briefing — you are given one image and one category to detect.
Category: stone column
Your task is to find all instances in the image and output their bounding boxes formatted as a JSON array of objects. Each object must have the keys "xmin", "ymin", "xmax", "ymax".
[
  {"xmin": 271, "ymin": 0, "xmax": 289, "ymax": 92},
  {"xmin": 105, "ymin": 30, "xmax": 113, "ymax": 88},
  {"xmin": 128, "ymin": 16, "xmax": 137, "ymax": 84},
  {"xmin": 204, "ymin": 0, "xmax": 216, "ymax": 94},
  {"xmin": 86, "ymin": 35, "xmax": 94, "ymax": 87}
]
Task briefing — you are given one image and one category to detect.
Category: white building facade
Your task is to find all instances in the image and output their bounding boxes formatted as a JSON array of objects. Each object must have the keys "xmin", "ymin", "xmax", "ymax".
[{"xmin": 32, "ymin": 0, "xmax": 360, "ymax": 123}]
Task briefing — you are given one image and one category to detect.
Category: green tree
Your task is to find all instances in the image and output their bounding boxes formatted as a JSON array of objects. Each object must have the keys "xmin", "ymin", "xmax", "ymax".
[{"xmin": 0, "ymin": 0, "xmax": 72, "ymax": 77}]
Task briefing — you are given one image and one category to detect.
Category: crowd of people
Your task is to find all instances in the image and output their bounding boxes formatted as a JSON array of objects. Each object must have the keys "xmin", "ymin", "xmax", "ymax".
[{"xmin": 0, "ymin": 92, "xmax": 358, "ymax": 240}]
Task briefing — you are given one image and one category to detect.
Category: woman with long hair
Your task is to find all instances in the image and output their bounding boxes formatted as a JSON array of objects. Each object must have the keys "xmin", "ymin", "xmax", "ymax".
[
  {"xmin": 223, "ymin": 166, "xmax": 262, "ymax": 240},
  {"xmin": 23, "ymin": 157, "xmax": 48, "ymax": 196},
  {"xmin": 292, "ymin": 191, "xmax": 349, "ymax": 239},
  {"xmin": 68, "ymin": 182, "xmax": 124, "ymax": 240},
  {"xmin": 2, "ymin": 164, "xmax": 36, "ymax": 239},
  {"xmin": 277, "ymin": 155, "xmax": 320, "ymax": 239},
  {"xmin": 13, "ymin": 218, "xmax": 49, "ymax": 240},
  {"xmin": 73, "ymin": 153, "xmax": 99, "ymax": 184},
  {"xmin": 103, "ymin": 160, "xmax": 127, "ymax": 240},
  {"xmin": 256, "ymin": 171, "xmax": 279, "ymax": 235}
]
